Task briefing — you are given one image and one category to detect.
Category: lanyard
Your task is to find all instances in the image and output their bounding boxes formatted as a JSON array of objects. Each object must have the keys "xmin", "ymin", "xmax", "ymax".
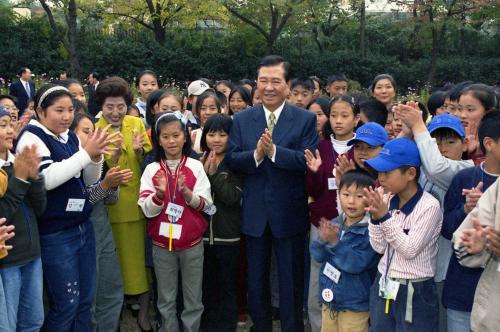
[
  {"xmin": 160, "ymin": 156, "xmax": 186, "ymax": 222},
  {"xmin": 61, "ymin": 138, "xmax": 86, "ymax": 195},
  {"xmin": 384, "ymin": 244, "xmax": 396, "ymax": 281}
]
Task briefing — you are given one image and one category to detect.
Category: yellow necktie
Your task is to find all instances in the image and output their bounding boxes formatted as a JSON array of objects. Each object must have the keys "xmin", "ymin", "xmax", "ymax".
[{"xmin": 268, "ymin": 112, "xmax": 276, "ymax": 133}]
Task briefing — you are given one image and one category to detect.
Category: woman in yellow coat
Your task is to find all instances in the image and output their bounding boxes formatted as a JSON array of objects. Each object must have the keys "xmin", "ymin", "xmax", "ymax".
[{"xmin": 94, "ymin": 77, "xmax": 153, "ymax": 331}]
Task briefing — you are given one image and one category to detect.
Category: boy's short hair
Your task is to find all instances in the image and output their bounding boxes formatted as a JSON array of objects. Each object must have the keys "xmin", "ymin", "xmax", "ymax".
[
  {"xmin": 399, "ymin": 165, "xmax": 421, "ymax": 182},
  {"xmin": 448, "ymin": 81, "xmax": 473, "ymax": 102},
  {"xmin": 0, "ymin": 95, "xmax": 17, "ymax": 104},
  {"xmin": 257, "ymin": 55, "xmax": 291, "ymax": 82},
  {"xmin": 427, "ymin": 91, "xmax": 446, "ymax": 116},
  {"xmin": 327, "ymin": 74, "xmax": 348, "ymax": 85},
  {"xmin": 290, "ymin": 78, "xmax": 315, "ymax": 92},
  {"xmin": 309, "ymin": 76, "xmax": 322, "ymax": 89},
  {"xmin": 359, "ymin": 98, "xmax": 388, "ymax": 127},
  {"xmin": 339, "ymin": 170, "xmax": 376, "ymax": 192},
  {"xmin": 479, "ymin": 111, "xmax": 500, "ymax": 154}
]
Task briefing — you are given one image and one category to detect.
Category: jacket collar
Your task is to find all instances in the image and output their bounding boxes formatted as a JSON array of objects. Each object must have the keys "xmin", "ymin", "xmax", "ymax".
[{"xmin": 389, "ymin": 185, "xmax": 424, "ymax": 215}]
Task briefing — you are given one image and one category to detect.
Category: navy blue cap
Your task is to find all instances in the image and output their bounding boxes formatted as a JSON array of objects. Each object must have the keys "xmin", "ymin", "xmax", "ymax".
[
  {"xmin": 0, "ymin": 105, "xmax": 9, "ymax": 118},
  {"xmin": 427, "ymin": 114, "xmax": 465, "ymax": 138},
  {"xmin": 348, "ymin": 122, "xmax": 388, "ymax": 147},
  {"xmin": 365, "ymin": 137, "xmax": 421, "ymax": 172}
]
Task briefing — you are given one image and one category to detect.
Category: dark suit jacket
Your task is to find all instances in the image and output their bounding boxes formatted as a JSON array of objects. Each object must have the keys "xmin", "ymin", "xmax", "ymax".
[
  {"xmin": 87, "ymin": 84, "xmax": 98, "ymax": 116},
  {"xmin": 9, "ymin": 80, "xmax": 35, "ymax": 113},
  {"xmin": 227, "ymin": 103, "xmax": 319, "ymax": 238}
]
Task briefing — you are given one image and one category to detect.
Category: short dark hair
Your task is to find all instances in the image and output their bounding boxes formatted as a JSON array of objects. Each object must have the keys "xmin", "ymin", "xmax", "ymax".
[
  {"xmin": 59, "ymin": 78, "xmax": 82, "ymax": 89},
  {"xmin": 309, "ymin": 76, "xmax": 322, "ymax": 89},
  {"xmin": 256, "ymin": 55, "xmax": 291, "ymax": 82},
  {"xmin": 339, "ymin": 170, "xmax": 376, "ymax": 191},
  {"xmin": 215, "ymin": 80, "xmax": 233, "ymax": 91},
  {"xmin": 290, "ymin": 78, "xmax": 315, "ymax": 92},
  {"xmin": 479, "ymin": 111, "xmax": 500, "ymax": 154},
  {"xmin": 323, "ymin": 95, "xmax": 360, "ymax": 138},
  {"xmin": 459, "ymin": 83, "xmax": 498, "ymax": 113},
  {"xmin": 359, "ymin": 98, "xmax": 388, "ymax": 126},
  {"xmin": 399, "ymin": 165, "xmax": 421, "ymax": 182},
  {"xmin": 152, "ymin": 113, "xmax": 192, "ymax": 161},
  {"xmin": 327, "ymin": 74, "xmax": 348, "ymax": 85},
  {"xmin": 431, "ymin": 127, "xmax": 463, "ymax": 141},
  {"xmin": 447, "ymin": 81, "xmax": 473, "ymax": 102},
  {"xmin": 73, "ymin": 99, "xmax": 89, "ymax": 114},
  {"xmin": 135, "ymin": 70, "xmax": 158, "ymax": 87},
  {"xmin": 146, "ymin": 89, "xmax": 168, "ymax": 127},
  {"xmin": 90, "ymin": 71, "xmax": 101, "ymax": 81},
  {"xmin": 95, "ymin": 76, "xmax": 133, "ymax": 111},
  {"xmin": 200, "ymin": 113, "xmax": 233, "ymax": 153},
  {"xmin": 18, "ymin": 67, "xmax": 30, "ymax": 76},
  {"xmin": 0, "ymin": 95, "xmax": 17, "ymax": 104},
  {"xmin": 228, "ymin": 85, "xmax": 252, "ymax": 115},
  {"xmin": 427, "ymin": 91, "xmax": 446, "ymax": 116},
  {"xmin": 238, "ymin": 79, "xmax": 255, "ymax": 89},
  {"xmin": 307, "ymin": 96, "xmax": 330, "ymax": 117},
  {"xmin": 70, "ymin": 112, "xmax": 95, "ymax": 131},
  {"xmin": 370, "ymin": 74, "xmax": 397, "ymax": 94}
]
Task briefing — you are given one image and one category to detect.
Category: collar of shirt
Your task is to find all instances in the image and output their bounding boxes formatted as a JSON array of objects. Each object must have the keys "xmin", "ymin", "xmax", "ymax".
[
  {"xmin": 263, "ymin": 102, "xmax": 285, "ymax": 125},
  {"xmin": 20, "ymin": 79, "xmax": 29, "ymax": 85},
  {"xmin": 31, "ymin": 119, "xmax": 70, "ymax": 143},
  {"xmin": 0, "ymin": 150, "xmax": 15, "ymax": 168},
  {"xmin": 389, "ymin": 185, "xmax": 424, "ymax": 215}
]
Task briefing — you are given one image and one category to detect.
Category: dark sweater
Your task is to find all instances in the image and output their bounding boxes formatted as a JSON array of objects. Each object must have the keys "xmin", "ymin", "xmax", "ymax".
[
  {"xmin": 305, "ymin": 139, "xmax": 354, "ymax": 227},
  {"xmin": 442, "ymin": 165, "xmax": 498, "ymax": 312},
  {"xmin": 203, "ymin": 158, "xmax": 243, "ymax": 245},
  {"xmin": 0, "ymin": 164, "xmax": 46, "ymax": 268}
]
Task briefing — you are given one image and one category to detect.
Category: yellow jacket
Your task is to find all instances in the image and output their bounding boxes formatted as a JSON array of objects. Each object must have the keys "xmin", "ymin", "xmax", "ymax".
[
  {"xmin": 96, "ymin": 115, "xmax": 152, "ymax": 223},
  {"xmin": 0, "ymin": 169, "xmax": 7, "ymax": 197}
]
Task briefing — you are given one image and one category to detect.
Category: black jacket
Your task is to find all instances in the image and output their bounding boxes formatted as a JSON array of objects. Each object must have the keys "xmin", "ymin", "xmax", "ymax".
[
  {"xmin": 203, "ymin": 159, "xmax": 243, "ymax": 245},
  {"xmin": 0, "ymin": 164, "xmax": 46, "ymax": 268}
]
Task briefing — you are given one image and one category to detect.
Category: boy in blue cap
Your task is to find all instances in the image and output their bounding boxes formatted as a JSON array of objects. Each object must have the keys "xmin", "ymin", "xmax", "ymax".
[{"xmin": 363, "ymin": 137, "xmax": 442, "ymax": 331}]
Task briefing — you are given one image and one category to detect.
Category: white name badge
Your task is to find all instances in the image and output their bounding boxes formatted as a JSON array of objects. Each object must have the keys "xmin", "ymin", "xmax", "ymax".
[
  {"xmin": 379, "ymin": 277, "xmax": 400, "ymax": 300},
  {"xmin": 323, "ymin": 262, "xmax": 341, "ymax": 284},
  {"xmin": 204, "ymin": 204, "xmax": 217, "ymax": 216},
  {"xmin": 328, "ymin": 177, "xmax": 338, "ymax": 190},
  {"xmin": 159, "ymin": 222, "xmax": 182, "ymax": 240},
  {"xmin": 166, "ymin": 203, "xmax": 184, "ymax": 219},
  {"xmin": 322, "ymin": 288, "xmax": 334, "ymax": 302},
  {"xmin": 66, "ymin": 198, "xmax": 85, "ymax": 212}
]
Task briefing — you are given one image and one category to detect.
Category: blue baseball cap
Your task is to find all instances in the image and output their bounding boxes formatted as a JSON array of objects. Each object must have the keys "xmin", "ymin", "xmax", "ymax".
[
  {"xmin": 348, "ymin": 122, "xmax": 388, "ymax": 147},
  {"xmin": 427, "ymin": 114, "xmax": 465, "ymax": 138},
  {"xmin": 365, "ymin": 137, "xmax": 421, "ymax": 172},
  {"xmin": 0, "ymin": 105, "xmax": 9, "ymax": 118}
]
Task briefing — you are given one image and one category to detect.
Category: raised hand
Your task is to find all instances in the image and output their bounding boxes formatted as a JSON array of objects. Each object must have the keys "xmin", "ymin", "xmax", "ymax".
[
  {"xmin": 304, "ymin": 149, "xmax": 322, "ymax": 173},
  {"xmin": 261, "ymin": 129, "xmax": 275, "ymax": 158},
  {"xmin": 393, "ymin": 102, "xmax": 423, "ymax": 133},
  {"xmin": 255, "ymin": 137, "xmax": 266, "ymax": 162},
  {"xmin": 153, "ymin": 170, "xmax": 167, "ymax": 201},
  {"xmin": 203, "ymin": 151, "xmax": 217, "ymax": 176},
  {"xmin": 0, "ymin": 218, "xmax": 15, "ymax": 252},
  {"xmin": 363, "ymin": 186, "xmax": 390, "ymax": 220},
  {"xmin": 177, "ymin": 173, "xmax": 193, "ymax": 202},
  {"xmin": 101, "ymin": 166, "xmax": 133, "ymax": 190},
  {"xmin": 463, "ymin": 182, "xmax": 483, "ymax": 214},
  {"xmin": 461, "ymin": 218, "xmax": 487, "ymax": 254},
  {"xmin": 84, "ymin": 125, "xmax": 120, "ymax": 162},
  {"xmin": 13, "ymin": 146, "xmax": 33, "ymax": 181},
  {"xmin": 485, "ymin": 227, "xmax": 500, "ymax": 257},
  {"xmin": 335, "ymin": 154, "xmax": 356, "ymax": 182},
  {"xmin": 318, "ymin": 217, "xmax": 340, "ymax": 245},
  {"xmin": 132, "ymin": 129, "xmax": 145, "ymax": 155}
]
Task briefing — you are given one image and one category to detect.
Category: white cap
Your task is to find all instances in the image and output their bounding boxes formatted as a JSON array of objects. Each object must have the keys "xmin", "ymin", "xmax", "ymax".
[{"xmin": 187, "ymin": 80, "xmax": 210, "ymax": 96}]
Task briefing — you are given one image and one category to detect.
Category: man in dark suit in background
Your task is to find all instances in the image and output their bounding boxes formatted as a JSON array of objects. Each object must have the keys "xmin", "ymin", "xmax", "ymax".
[
  {"xmin": 227, "ymin": 55, "xmax": 319, "ymax": 332},
  {"xmin": 9, "ymin": 67, "xmax": 35, "ymax": 115},
  {"xmin": 87, "ymin": 71, "xmax": 100, "ymax": 116}
]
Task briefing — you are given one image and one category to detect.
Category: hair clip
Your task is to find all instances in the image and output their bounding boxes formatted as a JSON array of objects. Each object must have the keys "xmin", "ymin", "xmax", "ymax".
[{"xmin": 154, "ymin": 111, "xmax": 188, "ymax": 133}]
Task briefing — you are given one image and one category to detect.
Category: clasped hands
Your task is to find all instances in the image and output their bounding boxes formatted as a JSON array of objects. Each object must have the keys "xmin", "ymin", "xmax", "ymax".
[{"xmin": 255, "ymin": 128, "xmax": 275, "ymax": 161}]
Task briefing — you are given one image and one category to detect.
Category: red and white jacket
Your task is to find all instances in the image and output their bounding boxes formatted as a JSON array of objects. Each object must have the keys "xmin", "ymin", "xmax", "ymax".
[{"xmin": 139, "ymin": 156, "xmax": 212, "ymax": 251}]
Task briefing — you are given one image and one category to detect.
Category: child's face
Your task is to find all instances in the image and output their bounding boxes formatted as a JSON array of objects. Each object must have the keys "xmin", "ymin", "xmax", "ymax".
[
  {"xmin": 206, "ymin": 130, "xmax": 229, "ymax": 155},
  {"xmin": 68, "ymin": 83, "xmax": 86, "ymax": 104},
  {"xmin": 27, "ymin": 101, "xmax": 35, "ymax": 114},
  {"xmin": 373, "ymin": 79, "xmax": 395, "ymax": 105},
  {"xmin": 434, "ymin": 135, "xmax": 466, "ymax": 161},
  {"xmin": 158, "ymin": 96, "xmax": 182, "ymax": 114},
  {"xmin": 200, "ymin": 97, "xmax": 219, "ymax": 127},
  {"xmin": 329, "ymin": 101, "xmax": 359, "ymax": 140},
  {"xmin": 252, "ymin": 91, "xmax": 261, "ymax": 105},
  {"xmin": 328, "ymin": 81, "xmax": 348, "ymax": 97},
  {"xmin": 159, "ymin": 121, "xmax": 185, "ymax": 160},
  {"xmin": 0, "ymin": 98, "xmax": 18, "ymax": 121},
  {"xmin": 0, "ymin": 115, "xmax": 14, "ymax": 153},
  {"xmin": 289, "ymin": 86, "xmax": 313, "ymax": 109},
  {"xmin": 339, "ymin": 184, "xmax": 366, "ymax": 222},
  {"xmin": 458, "ymin": 93, "xmax": 486, "ymax": 134},
  {"xmin": 38, "ymin": 96, "xmax": 74, "ymax": 135},
  {"xmin": 385, "ymin": 112, "xmax": 395, "ymax": 139},
  {"xmin": 354, "ymin": 142, "xmax": 382, "ymax": 170},
  {"xmin": 102, "ymin": 96, "xmax": 127, "ymax": 128},
  {"xmin": 308, "ymin": 103, "xmax": 328, "ymax": 136},
  {"xmin": 378, "ymin": 168, "xmax": 415, "ymax": 195},
  {"xmin": 312, "ymin": 80, "xmax": 320, "ymax": 98},
  {"xmin": 443, "ymin": 97, "xmax": 458, "ymax": 115},
  {"xmin": 229, "ymin": 92, "xmax": 248, "ymax": 114},
  {"xmin": 74, "ymin": 117, "xmax": 94, "ymax": 148},
  {"xmin": 392, "ymin": 112, "xmax": 403, "ymax": 136},
  {"xmin": 127, "ymin": 107, "xmax": 140, "ymax": 118},
  {"xmin": 138, "ymin": 74, "xmax": 158, "ymax": 100},
  {"xmin": 216, "ymin": 84, "xmax": 231, "ymax": 99}
]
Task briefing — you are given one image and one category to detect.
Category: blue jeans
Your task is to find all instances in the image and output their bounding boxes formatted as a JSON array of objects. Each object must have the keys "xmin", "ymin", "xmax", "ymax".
[
  {"xmin": 0, "ymin": 258, "xmax": 43, "ymax": 332},
  {"xmin": 370, "ymin": 273, "xmax": 439, "ymax": 332},
  {"xmin": 41, "ymin": 221, "xmax": 96, "ymax": 332},
  {"xmin": 0, "ymin": 273, "xmax": 9, "ymax": 332},
  {"xmin": 447, "ymin": 309, "xmax": 471, "ymax": 332}
]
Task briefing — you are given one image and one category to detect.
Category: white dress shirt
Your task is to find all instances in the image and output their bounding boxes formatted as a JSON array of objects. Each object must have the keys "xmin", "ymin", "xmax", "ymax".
[{"xmin": 254, "ymin": 102, "xmax": 285, "ymax": 166}]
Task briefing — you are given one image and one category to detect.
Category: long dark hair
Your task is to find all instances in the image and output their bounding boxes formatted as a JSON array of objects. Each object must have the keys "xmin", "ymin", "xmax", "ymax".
[{"xmin": 152, "ymin": 112, "xmax": 192, "ymax": 161}]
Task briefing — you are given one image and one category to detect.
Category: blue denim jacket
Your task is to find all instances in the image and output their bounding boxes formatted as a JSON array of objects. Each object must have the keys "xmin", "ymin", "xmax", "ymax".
[{"xmin": 310, "ymin": 213, "xmax": 379, "ymax": 312}]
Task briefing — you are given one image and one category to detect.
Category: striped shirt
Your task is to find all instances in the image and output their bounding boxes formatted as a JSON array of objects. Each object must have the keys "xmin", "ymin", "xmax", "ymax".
[{"xmin": 369, "ymin": 187, "xmax": 442, "ymax": 279}]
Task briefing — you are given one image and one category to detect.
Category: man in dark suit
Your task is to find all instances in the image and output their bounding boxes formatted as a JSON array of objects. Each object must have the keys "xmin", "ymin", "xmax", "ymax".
[
  {"xmin": 227, "ymin": 55, "xmax": 319, "ymax": 332},
  {"xmin": 9, "ymin": 67, "xmax": 35, "ymax": 115},
  {"xmin": 87, "ymin": 71, "xmax": 100, "ymax": 116}
]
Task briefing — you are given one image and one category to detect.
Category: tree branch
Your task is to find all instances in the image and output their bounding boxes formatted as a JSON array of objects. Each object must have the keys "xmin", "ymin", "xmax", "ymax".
[
  {"xmin": 112, "ymin": 12, "xmax": 154, "ymax": 31},
  {"xmin": 223, "ymin": 3, "xmax": 270, "ymax": 39}
]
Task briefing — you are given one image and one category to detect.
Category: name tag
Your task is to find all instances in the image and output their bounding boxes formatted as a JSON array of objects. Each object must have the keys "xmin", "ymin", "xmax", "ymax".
[
  {"xmin": 379, "ymin": 277, "xmax": 400, "ymax": 300},
  {"xmin": 166, "ymin": 203, "xmax": 184, "ymax": 219},
  {"xmin": 159, "ymin": 222, "xmax": 182, "ymax": 239},
  {"xmin": 204, "ymin": 204, "xmax": 217, "ymax": 216},
  {"xmin": 323, "ymin": 262, "xmax": 341, "ymax": 284},
  {"xmin": 328, "ymin": 177, "xmax": 337, "ymax": 190},
  {"xmin": 66, "ymin": 199, "xmax": 85, "ymax": 212}
]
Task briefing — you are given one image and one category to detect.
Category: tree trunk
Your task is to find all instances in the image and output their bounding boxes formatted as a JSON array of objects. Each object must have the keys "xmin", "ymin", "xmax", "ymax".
[
  {"xmin": 66, "ymin": 0, "xmax": 81, "ymax": 77},
  {"xmin": 152, "ymin": 19, "xmax": 166, "ymax": 45},
  {"xmin": 359, "ymin": 0, "xmax": 366, "ymax": 59}
]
